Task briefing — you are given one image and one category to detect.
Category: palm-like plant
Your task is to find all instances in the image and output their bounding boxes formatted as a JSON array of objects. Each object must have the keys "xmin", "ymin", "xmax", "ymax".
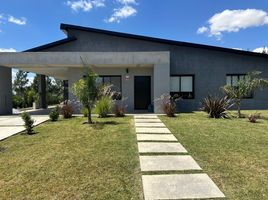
[{"xmin": 222, "ymin": 71, "xmax": 268, "ymax": 118}]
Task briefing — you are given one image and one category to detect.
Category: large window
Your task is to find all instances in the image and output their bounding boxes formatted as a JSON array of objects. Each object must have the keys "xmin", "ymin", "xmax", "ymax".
[
  {"xmin": 226, "ymin": 74, "xmax": 246, "ymax": 87},
  {"xmin": 170, "ymin": 75, "xmax": 194, "ymax": 99},
  {"xmin": 226, "ymin": 74, "xmax": 253, "ymax": 98},
  {"xmin": 97, "ymin": 75, "xmax": 122, "ymax": 100}
]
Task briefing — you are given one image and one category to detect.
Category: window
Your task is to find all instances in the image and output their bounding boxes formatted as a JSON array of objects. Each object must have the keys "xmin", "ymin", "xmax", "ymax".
[
  {"xmin": 97, "ymin": 75, "xmax": 122, "ymax": 100},
  {"xmin": 170, "ymin": 75, "xmax": 194, "ymax": 99},
  {"xmin": 226, "ymin": 74, "xmax": 246, "ymax": 87},
  {"xmin": 226, "ymin": 74, "xmax": 253, "ymax": 98}
]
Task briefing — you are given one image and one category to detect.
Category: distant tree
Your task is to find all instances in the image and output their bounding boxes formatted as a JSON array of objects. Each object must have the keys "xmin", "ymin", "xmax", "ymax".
[
  {"xmin": 13, "ymin": 70, "xmax": 29, "ymax": 108},
  {"xmin": 31, "ymin": 75, "xmax": 39, "ymax": 94},
  {"xmin": 13, "ymin": 70, "xmax": 29, "ymax": 95},
  {"xmin": 222, "ymin": 71, "xmax": 268, "ymax": 118}
]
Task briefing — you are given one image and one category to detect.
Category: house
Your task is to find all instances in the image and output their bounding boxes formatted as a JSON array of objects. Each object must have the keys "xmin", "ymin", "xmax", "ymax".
[{"xmin": 0, "ymin": 23, "xmax": 268, "ymax": 114}]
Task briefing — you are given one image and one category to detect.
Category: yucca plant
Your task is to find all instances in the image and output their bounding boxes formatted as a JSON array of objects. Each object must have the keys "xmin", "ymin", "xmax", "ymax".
[{"xmin": 201, "ymin": 95, "xmax": 233, "ymax": 118}]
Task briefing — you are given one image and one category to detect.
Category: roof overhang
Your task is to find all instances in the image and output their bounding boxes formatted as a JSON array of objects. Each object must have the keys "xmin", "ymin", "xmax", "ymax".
[{"xmin": 0, "ymin": 51, "xmax": 170, "ymax": 80}]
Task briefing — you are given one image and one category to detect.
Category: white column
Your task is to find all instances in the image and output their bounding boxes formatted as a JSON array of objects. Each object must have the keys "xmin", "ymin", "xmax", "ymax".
[
  {"xmin": 0, "ymin": 66, "xmax": 12, "ymax": 115},
  {"xmin": 153, "ymin": 63, "xmax": 170, "ymax": 113}
]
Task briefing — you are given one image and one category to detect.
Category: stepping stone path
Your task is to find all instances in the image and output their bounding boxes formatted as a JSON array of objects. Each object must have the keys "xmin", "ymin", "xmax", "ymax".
[{"xmin": 134, "ymin": 115, "xmax": 225, "ymax": 200}]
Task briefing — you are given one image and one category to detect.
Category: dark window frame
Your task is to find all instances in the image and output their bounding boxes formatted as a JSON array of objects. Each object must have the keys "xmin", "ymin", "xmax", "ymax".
[
  {"xmin": 226, "ymin": 74, "xmax": 253, "ymax": 99},
  {"xmin": 170, "ymin": 74, "xmax": 195, "ymax": 99}
]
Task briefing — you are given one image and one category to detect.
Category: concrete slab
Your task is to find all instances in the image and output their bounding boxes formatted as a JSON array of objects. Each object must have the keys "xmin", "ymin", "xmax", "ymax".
[
  {"xmin": 139, "ymin": 155, "xmax": 202, "ymax": 171},
  {"xmin": 138, "ymin": 142, "xmax": 187, "ymax": 153},
  {"xmin": 135, "ymin": 123, "xmax": 165, "ymax": 127},
  {"xmin": 137, "ymin": 134, "xmax": 177, "ymax": 141},
  {"xmin": 134, "ymin": 115, "xmax": 158, "ymax": 119},
  {"xmin": 135, "ymin": 118, "xmax": 161, "ymax": 123},
  {"xmin": 0, "ymin": 115, "xmax": 49, "ymax": 126},
  {"xmin": 0, "ymin": 115, "xmax": 49, "ymax": 141},
  {"xmin": 0, "ymin": 127, "xmax": 25, "ymax": 140},
  {"xmin": 142, "ymin": 174, "xmax": 225, "ymax": 200},
  {"xmin": 136, "ymin": 127, "xmax": 171, "ymax": 133}
]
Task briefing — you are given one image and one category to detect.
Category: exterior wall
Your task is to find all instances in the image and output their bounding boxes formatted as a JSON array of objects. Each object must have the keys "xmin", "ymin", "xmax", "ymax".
[
  {"xmin": 42, "ymin": 29, "xmax": 268, "ymax": 111},
  {"xmin": 0, "ymin": 66, "xmax": 12, "ymax": 115},
  {"xmin": 68, "ymin": 67, "xmax": 154, "ymax": 112}
]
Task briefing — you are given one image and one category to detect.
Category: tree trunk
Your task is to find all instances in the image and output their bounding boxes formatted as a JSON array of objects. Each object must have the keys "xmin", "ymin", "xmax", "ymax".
[
  {"xmin": 237, "ymin": 100, "xmax": 242, "ymax": 118},
  {"xmin": 87, "ymin": 107, "xmax": 93, "ymax": 124}
]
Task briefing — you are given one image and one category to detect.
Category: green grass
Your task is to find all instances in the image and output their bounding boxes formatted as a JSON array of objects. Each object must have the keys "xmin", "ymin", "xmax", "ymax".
[
  {"xmin": 0, "ymin": 117, "xmax": 143, "ymax": 200},
  {"xmin": 160, "ymin": 110, "xmax": 268, "ymax": 200}
]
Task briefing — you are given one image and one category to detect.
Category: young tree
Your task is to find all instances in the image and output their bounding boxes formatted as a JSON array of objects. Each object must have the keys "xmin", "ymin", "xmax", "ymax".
[
  {"xmin": 72, "ymin": 68, "xmax": 100, "ymax": 124},
  {"xmin": 222, "ymin": 71, "xmax": 268, "ymax": 118},
  {"xmin": 13, "ymin": 70, "xmax": 29, "ymax": 108}
]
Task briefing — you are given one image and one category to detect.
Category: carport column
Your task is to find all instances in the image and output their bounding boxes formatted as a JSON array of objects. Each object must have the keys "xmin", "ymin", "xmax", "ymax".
[
  {"xmin": 153, "ymin": 63, "xmax": 170, "ymax": 113},
  {"xmin": 0, "ymin": 66, "xmax": 12, "ymax": 115},
  {"xmin": 38, "ymin": 74, "xmax": 47, "ymax": 109}
]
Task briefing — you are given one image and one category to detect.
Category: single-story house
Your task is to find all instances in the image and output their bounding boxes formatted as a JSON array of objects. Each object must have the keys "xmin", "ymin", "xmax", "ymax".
[{"xmin": 0, "ymin": 23, "xmax": 268, "ymax": 114}]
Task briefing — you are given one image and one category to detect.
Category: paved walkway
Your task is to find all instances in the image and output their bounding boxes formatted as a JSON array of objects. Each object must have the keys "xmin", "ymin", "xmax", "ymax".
[
  {"xmin": 134, "ymin": 114, "xmax": 225, "ymax": 200},
  {"xmin": 0, "ymin": 115, "xmax": 49, "ymax": 141}
]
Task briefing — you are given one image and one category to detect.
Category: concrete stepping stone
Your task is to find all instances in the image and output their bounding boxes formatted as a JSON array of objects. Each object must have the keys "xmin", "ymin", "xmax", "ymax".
[
  {"xmin": 134, "ymin": 115, "xmax": 158, "ymax": 119},
  {"xmin": 136, "ymin": 127, "xmax": 171, "ymax": 134},
  {"xmin": 137, "ymin": 134, "xmax": 177, "ymax": 141},
  {"xmin": 135, "ymin": 118, "xmax": 161, "ymax": 123},
  {"xmin": 139, "ymin": 155, "xmax": 202, "ymax": 171},
  {"xmin": 138, "ymin": 142, "xmax": 187, "ymax": 153},
  {"xmin": 142, "ymin": 174, "xmax": 225, "ymax": 200},
  {"xmin": 135, "ymin": 123, "xmax": 165, "ymax": 127}
]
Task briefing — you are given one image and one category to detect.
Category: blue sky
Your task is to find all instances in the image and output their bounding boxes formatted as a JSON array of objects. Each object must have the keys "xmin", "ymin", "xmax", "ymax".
[{"xmin": 1, "ymin": 0, "xmax": 268, "ymax": 80}]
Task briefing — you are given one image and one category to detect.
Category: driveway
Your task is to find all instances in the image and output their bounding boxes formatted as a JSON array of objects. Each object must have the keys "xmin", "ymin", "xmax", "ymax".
[{"xmin": 0, "ymin": 115, "xmax": 49, "ymax": 141}]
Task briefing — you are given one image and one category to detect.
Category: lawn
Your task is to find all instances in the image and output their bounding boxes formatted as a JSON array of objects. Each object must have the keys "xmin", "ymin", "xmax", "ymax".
[
  {"xmin": 160, "ymin": 110, "xmax": 268, "ymax": 200},
  {"xmin": 0, "ymin": 117, "xmax": 143, "ymax": 200}
]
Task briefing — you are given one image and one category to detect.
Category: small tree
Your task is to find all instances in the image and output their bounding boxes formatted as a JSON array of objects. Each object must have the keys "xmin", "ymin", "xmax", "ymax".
[
  {"xmin": 21, "ymin": 112, "xmax": 35, "ymax": 135},
  {"xmin": 72, "ymin": 68, "xmax": 100, "ymax": 124},
  {"xmin": 222, "ymin": 71, "xmax": 268, "ymax": 118}
]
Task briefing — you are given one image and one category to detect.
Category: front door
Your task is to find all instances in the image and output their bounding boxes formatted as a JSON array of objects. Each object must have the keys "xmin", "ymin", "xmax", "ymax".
[{"xmin": 134, "ymin": 76, "xmax": 151, "ymax": 110}]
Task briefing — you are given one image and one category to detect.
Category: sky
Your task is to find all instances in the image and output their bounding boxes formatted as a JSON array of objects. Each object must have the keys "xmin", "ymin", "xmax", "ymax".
[{"xmin": 1, "ymin": 0, "xmax": 268, "ymax": 81}]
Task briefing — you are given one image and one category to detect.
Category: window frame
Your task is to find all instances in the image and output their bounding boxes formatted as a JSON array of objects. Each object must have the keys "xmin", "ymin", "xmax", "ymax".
[
  {"xmin": 170, "ymin": 74, "xmax": 195, "ymax": 99},
  {"xmin": 226, "ymin": 74, "xmax": 253, "ymax": 99}
]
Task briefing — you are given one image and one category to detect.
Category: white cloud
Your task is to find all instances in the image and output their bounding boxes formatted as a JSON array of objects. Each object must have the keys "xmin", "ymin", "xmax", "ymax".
[
  {"xmin": 66, "ymin": 0, "xmax": 105, "ymax": 12},
  {"xmin": 253, "ymin": 47, "xmax": 268, "ymax": 53},
  {"xmin": 198, "ymin": 9, "xmax": 268, "ymax": 39},
  {"xmin": 197, "ymin": 26, "xmax": 208, "ymax": 34},
  {"xmin": 8, "ymin": 16, "xmax": 27, "ymax": 25},
  {"xmin": 0, "ymin": 48, "xmax": 16, "ymax": 52},
  {"xmin": 117, "ymin": 0, "xmax": 136, "ymax": 5},
  {"xmin": 106, "ymin": 5, "xmax": 137, "ymax": 23}
]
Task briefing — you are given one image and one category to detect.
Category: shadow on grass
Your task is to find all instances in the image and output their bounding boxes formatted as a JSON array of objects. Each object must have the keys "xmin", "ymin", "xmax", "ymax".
[
  {"xmin": 0, "ymin": 146, "xmax": 6, "ymax": 153},
  {"xmin": 83, "ymin": 121, "xmax": 120, "ymax": 130},
  {"xmin": 21, "ymin": 131, "xmax": 39, "ymax": 136}
]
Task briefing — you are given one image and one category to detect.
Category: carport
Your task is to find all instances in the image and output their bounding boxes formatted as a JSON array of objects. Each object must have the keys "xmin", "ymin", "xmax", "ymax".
[{"xmin": 0, "ymin": 51, "xmax": 170, "ymax": 115}]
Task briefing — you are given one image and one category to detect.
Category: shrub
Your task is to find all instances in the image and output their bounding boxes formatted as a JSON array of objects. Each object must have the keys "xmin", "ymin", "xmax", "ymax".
[
  {"xmin": 49, "ymin": 106, "xmax": 60, "ymax": 121},
  {"xmin": 155, "ymin": 94, "xmax": 180, "ymax": 117},
  {"xmin": 248, "ymin": 112, "xmax": 260, "ymax": 123},
  {"xmin": 201, "ymin": 95, "xmax": 233, "ymax": 118},
  {"xmin": 61, "ymin": 102, "xmax": 73, "ymax": 119},
  {"xmin": 94, "ymin": 96, "xmax": 114, "ymax": 118},
  {"xmin": 21, "ymin": 112, "xmax": 35, "ymax": 135},
  {"xmin": 81, "ymin": 107, "xmax": 89, "ymax": 117},
  {"xmin": 114, "ymin": 98, "xmax": 127, "ymax": 117}
]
